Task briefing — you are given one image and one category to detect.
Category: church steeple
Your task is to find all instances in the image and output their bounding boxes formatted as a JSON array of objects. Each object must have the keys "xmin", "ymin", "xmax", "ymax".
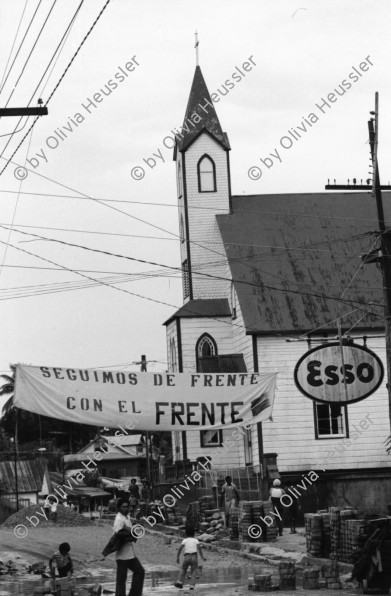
[
  {"xmin": 174, "ymin": 59, "xmax": 232, "ymax": 303},
  {"xmin": 175, "ymin": 66, "xmax": 230, "ymax": 154}
]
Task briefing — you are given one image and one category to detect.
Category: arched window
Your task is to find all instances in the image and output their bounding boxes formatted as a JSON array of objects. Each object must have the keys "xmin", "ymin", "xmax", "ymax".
[
  {"xmin": 197, "ymin": 154, "xmax": 216, "ymax": 193},
  {"xmin": 196, "ymin": 333, "xmax": 217, "ymax": 360}
]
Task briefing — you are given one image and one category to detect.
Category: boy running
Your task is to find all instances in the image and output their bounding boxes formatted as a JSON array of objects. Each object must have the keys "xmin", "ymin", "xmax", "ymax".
[{"xmin": 174, "ymin": 527, "xmax": 206, "ymax": 590}]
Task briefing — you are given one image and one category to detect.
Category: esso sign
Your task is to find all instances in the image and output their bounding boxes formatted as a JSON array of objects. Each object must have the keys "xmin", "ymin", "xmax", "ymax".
[{"xmin": 294, "ymin": 342, "xmax": 384, "ymax": 404}]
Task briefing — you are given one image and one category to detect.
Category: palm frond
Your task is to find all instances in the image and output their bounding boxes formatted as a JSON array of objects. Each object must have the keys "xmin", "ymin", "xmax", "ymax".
[
  {"xmin": 0, "ymin": 366, "xmax": 15, "ymax": 415},
  {"xmin": 1, "ymin": 395, "xmax": 14, "ymax": 416}
]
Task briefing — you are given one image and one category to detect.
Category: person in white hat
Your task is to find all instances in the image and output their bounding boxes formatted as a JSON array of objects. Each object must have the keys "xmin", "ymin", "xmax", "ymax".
[{"xmin": 269, "ymin": 479, "xmax": 285, "ymax": 536}]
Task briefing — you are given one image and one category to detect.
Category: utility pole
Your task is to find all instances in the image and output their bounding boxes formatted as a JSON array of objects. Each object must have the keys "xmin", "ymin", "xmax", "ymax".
[
  {"xmin": 324, "ymin": 92, "xmax": 391, "ymax": 429},
  {"xmin": 14, "ymin": 410, "xmax": 19, "ymax": 512},
  {"xmin": 139, "ymin": 355, "xmax": 152, "ymax": 498},
  {"xmin": 368, "ymin": 92, "xmax": 391, "ymax": 429}
]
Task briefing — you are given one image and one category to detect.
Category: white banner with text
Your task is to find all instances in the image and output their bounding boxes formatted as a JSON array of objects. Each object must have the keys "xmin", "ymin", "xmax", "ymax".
[{"xmin": 14, "ymin": 365, "xmax": 277, "ymax": 430}]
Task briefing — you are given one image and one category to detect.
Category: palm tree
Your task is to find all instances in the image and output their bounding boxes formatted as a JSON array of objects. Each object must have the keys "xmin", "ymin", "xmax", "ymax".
[{"xmin": 0, "ymin": 364, "xmax": 15, "ymax": 416}]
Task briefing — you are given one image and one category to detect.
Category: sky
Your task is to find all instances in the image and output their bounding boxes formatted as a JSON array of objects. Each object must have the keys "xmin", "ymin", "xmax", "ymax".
[{"xmin": 1, "ymin": 0, "xmax": 391, "ymax": 411}]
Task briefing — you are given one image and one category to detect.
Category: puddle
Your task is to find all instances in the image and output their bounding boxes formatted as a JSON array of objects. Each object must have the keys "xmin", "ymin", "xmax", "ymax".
[{"xmin": 0, "ymin": 565, "xmax": 253, "ymax": 595}]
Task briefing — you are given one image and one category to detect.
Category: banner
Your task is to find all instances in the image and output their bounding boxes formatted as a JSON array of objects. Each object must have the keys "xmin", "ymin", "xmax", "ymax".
[{"xmin": 14, "ymin": 365, "xmax": 277, "ymax": 431}]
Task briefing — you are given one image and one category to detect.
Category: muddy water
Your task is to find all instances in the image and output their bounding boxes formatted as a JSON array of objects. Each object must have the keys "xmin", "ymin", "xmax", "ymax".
[{"xmin": 0, "ymin": 564, "xmax": 257, "ymax": 595}]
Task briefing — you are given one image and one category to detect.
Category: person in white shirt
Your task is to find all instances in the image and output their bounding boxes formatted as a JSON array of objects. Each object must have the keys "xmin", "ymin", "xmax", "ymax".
[
  {"xmin": 269, "ymin": 479, "xmax": 285, "ymax": 536},
  {"xmin": 219, "ymin": 476, "xmax": 240, "ymax": 528},
  {"xmin": 114, "ymin": 499, "xmax": 145, "ymax": 596},
  {"xmin": 50, "ymin": 500, "xmax": 58, "ymax": 523},
  {"xmin": 174, "ymin": 527, "xmax": 206, "ymax": 591}
]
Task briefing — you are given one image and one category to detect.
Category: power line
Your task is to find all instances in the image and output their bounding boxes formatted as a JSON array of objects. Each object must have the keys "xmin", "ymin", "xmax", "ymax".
[
  {"xmin": 0, "ymin": 0, "xmax": 111, "ymax": 176},
  {"xmin": 0, "ymin": 128, "xmax": 35, "ymax": 281},
  {"xmin": 0, "ymin": 237, "xmax": 259, "ymax": 337},
  {"xmin": 0, "ymin": 154, "xmax": 380, "ymax": 298},
  {"xmin": 0, "ymin": 218, "xmax": 372, "ymax": 255},
  {"xmin": 1, "ymin": 225, "xmax": 385, "ymax": 318},
  {"xmin": 0, "ymin": 1, "xmax": 84, "ymax": 161},
  {"xmin": 3, "ymin": 0, "xmax": 58, "ymax": 109},
  {"xmin": 0, "ymin": 0, "xmax": 42, "ymax": 97},
  {"xmin": 1, "ymin": 186, "xmax": 389, "ymax": 224}
]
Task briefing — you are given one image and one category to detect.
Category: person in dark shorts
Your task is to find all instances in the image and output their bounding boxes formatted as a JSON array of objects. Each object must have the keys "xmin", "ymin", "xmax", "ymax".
[
  {"xmin": 49, "ymin": 542, "xmax": 73, "ymax": 578},
  {"xmin": 114, "ymin": 498, "xmax": 145, "ymax": 596}
]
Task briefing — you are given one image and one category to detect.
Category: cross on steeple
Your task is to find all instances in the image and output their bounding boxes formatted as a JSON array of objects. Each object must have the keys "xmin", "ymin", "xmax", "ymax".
[{"xmin": 194, "ymin": 31, "xmax": 199, "ymax": 66}]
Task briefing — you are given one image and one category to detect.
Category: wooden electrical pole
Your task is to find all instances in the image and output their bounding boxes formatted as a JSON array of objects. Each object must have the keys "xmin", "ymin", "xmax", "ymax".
[
  {"xmin": 14, "ymin": 411, "xmax": 19, "ymax": 512},
  {"xmin": 368, "ymin": 92, "xmax": 391, "ymax": 429},
  {"xmin": 139, "ymin": 355, "xmax": 152, "ymax": 498}
]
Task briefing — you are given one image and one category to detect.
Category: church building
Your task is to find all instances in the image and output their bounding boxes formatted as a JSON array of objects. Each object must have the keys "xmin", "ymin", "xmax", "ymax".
[{"xmin": 163, "ymin": 63, "xmax": 391, "ymax": 510}]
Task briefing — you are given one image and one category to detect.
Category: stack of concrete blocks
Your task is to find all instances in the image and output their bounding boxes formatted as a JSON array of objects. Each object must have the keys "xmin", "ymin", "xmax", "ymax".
[
  {"xmin": 279, "ymin": 560, "xmax": 296, "ymax": 590},
  {"xmin": 320, "ymin": 511, "xmax": 331, "ymax": 557},
  {"xmin": 165, "ymin": 503, "xmax": 182, "ymax": 526},
  {"xmin": 230, "ymin": 505, "xmax": 240, "ymax": 540},
  {"xmin": 239, "ymin": 501, "xmax": 253, "ymax": 542},
  {"xmin": 302, "ymin": 567, "xmax": 320, "ymax": 590},
  {"xmin": 185, "ymin": 501, "xmax": 201, "ymax": 531},
  {"xmin": 193, "ymin": 496, "xmax": 224, "ymax": 541},
  {"xmin": 262, "ymin": 501, "xmax": 279, "ymax": 541},
  {"xmin": 322, "ymin": 561, "xmax": 342, "ymax": 590},
  {"xmin": 329, "ymin": 507, "xmax": 341, "ymax": 560},
  {"xmin": 250, "ymin": 501, "xmax": 264, "ymax": 543},
  {"xmin": 347, "ymin": 518, "xmax": 368, "ymax": 563},
  {"xmin": 199, "ymin": 495, "xmax": 216, "ymax": 519},
  {"xmin": 339, "ymin": 509, "xmax": 357, "ymax": 561},
  {"xmin": 304, "ymin": 513, "xmax": 323, "ymax": 556},
  {"xmin": 53, "ymin": 577, "xmax": 76, "ymax": 596},
  {"xmin": 251, "ymin": 573, "xmax": 272, "ymax": 591}
]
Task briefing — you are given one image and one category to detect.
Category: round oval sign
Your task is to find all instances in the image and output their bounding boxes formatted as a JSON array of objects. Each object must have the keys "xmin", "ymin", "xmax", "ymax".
[{"xmin": 294, "ymin": 342, "xmax": 384, "ymax": 404}]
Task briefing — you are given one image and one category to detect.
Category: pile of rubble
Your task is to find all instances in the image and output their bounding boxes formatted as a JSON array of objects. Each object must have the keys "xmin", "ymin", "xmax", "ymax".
[
  {"xmin": 186, "ymin": 496, "xmax": 225, "ymax": 543},
  {"xmin": 0, "ymin": 559, "xmax": 18, "ymax": 575},
  {"xmin": 3, "ymin": 505, "xmax": 94, "ymax": 529}
]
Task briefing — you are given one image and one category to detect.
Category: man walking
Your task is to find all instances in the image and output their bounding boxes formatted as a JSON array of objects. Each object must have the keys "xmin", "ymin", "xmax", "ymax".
[
  {"xmin": 113, "ymin": 499, "xmax": 145, "ymax": 596},
  {"xmin": 219, "ymin": 476, "xmax": 240, "ymax": 528}
]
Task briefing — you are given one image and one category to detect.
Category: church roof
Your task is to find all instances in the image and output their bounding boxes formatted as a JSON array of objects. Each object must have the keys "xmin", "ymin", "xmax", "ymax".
[
  {"xmin": 164, "ymin": 298, "xmax": 231, "ymax": 326},
  {"xmin": 217, "ymin": 192, "xmax": 390, "ymax": 334},
  {"xmin": 175, "ymin": 66, "xmax": 230, "ymax": 153}
]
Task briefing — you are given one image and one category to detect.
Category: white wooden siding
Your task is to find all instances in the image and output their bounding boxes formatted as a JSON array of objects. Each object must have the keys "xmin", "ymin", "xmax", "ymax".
[
  {"xmin": 258, "ymin": 334, "xmax": 390, "ymax": 472},
  {"xmin": 184, "ymin": 133, "xmax": 231, "ymax": 300}
]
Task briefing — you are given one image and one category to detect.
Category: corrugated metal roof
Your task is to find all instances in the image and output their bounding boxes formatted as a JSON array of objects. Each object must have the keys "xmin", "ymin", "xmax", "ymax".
[
  {"xmin": 164, "ymin": 298, "xmax": 231, "ymax": 326},
  {"xmin": 198, "ymin": 354, "xmax": 247, "ymax": 373},
  {"xmin": 0, "ymin": 459, "xmax": 48, "ymax": 493},
  {"xmin": 217, "ymin": 192, "xmax": 391, "ymax": 334}
]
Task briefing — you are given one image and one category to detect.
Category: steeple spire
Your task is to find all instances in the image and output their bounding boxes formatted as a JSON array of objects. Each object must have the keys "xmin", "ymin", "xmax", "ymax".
[
  {"xmin": 194, "ymin": 31, "xmax": 199, "ymax": 66},
  {"xmin": 175, "ymin": 66, "xmax": 230, "ymax": 153}
]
